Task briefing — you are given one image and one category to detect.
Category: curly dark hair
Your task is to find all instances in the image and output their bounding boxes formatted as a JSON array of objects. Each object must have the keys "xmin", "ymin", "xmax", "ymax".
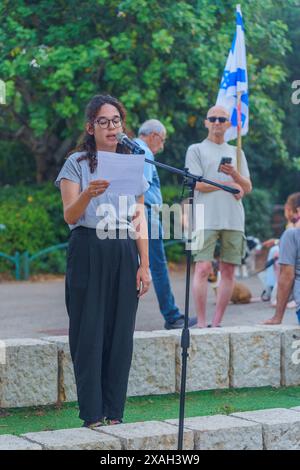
[{"xmin": 72, "ymin": 95, "xmax": 129, "ymax": 173}]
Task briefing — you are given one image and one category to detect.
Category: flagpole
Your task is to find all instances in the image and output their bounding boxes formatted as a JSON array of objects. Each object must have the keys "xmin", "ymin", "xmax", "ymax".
[
  {"xmin": 237, "ymin": 90, "xmax": 242, "ymax": 173},
  {"xmin": 236, "ymin": 3, "xmax": 243, "ymax": 175},
  {"xmin": 217, "ymin": 4, "xmax": 248, "ymax": 157}
]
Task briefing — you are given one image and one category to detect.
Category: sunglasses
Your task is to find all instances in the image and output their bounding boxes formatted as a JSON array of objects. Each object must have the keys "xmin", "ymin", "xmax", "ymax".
[{"xmin": 207, "ymin": 117, "xmax": 229, "ymax": 123}]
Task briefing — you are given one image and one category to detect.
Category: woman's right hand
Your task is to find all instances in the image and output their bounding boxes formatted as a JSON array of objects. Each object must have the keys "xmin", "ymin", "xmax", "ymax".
[
  {"xmin": 85, "ymin": 179, "xmax": 110, "ymax": 199},
  {"xmin": 136, "ymin": 265, "xmax": 151, "ymax": 298}
]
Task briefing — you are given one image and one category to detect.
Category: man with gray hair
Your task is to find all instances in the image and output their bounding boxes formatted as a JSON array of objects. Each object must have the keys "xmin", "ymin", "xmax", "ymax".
[{"xmin": 135, "ymin": 120, "xmax": 196, "ymax": 329}]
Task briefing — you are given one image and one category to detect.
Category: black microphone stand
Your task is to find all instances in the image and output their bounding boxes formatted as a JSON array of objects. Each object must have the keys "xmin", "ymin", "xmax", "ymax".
[{"xmin": 134, "ymin": 149, "xmax": 239, "ymax": 450}]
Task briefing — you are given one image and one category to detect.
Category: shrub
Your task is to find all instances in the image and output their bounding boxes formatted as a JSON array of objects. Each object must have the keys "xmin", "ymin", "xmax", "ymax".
[
  {"xmin": 161, "ymin": 185, "xmax": 186, "ymax": 262},
  {"xmin": 243, "ymin": 189, "xmax": 273, "ymax": 240},
  {"xmin": 0, "ymin": 184, "xmax": 68, "ymax": 276}
]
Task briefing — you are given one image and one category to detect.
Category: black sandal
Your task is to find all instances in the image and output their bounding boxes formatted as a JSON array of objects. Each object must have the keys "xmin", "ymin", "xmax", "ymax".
[
  {"xmin": 82, "ymin": 419, "xmax": 106, "ymax": 429},
  {"xmin": 105, "ymin": 418, "xmax": 123, "ymax": 425}
]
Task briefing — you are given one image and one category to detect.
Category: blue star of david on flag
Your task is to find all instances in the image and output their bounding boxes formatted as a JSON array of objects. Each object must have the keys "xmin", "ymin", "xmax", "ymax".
[{"xmin": 216, "ymin": 4, "xmax": 249, "ymax": 142}]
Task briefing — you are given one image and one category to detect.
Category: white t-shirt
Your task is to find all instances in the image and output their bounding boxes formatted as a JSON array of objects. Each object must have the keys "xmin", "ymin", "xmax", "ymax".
[{"xmin": 185, "ymin": 139, "xmax": 250, "ymax": 232}]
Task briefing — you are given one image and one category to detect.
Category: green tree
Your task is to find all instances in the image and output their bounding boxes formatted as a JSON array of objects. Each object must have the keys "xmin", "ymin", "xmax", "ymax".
[
  {"xmin": 272, "ymin": 0, "xmax": 300, "ymax": 200},
  {"xmin": 0, "ymin": 0, "xmax": 296, "ymax": 189}
]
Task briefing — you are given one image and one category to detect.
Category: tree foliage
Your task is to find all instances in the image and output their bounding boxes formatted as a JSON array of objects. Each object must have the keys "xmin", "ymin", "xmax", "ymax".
[{"xmin": 0, "ymin": 0, "xmax": 299, "ymax": 195}]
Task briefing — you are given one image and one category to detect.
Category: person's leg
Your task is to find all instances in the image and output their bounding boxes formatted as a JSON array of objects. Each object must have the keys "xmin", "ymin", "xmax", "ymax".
[
  {"xmin": 212, "ymin": 261, "xmax": 235, "ymax": 327},
  {"xmin": 270, "ymin": 282, "xmax": 278, "ymax": 307},
  {"xmin": 266, "ymin": 246, "xmax": 279, "ymax": 289},
  {"xmin": 296, "ymin": 308, "xmax": 300, "ymax": 324},
  {"xmin": 211, "ymin": 230, "xmax": 244, "ymax": 327},
  {"xmin": 192, "ymin": 230, "xmax": 218, "ymax": 327},
  {"xmin": 148, "ymin": 219, "xmax": 181, "ymax": 323},
  {"xmin": 66, "ymin": 228, "xmax": 107, "ymax": 424},
  {"xmin": 193, "ymin": 261, "xmax": 212, "ymax": 327},
  {"xmin": 262, "ymin": 246, "xmax": 279, "ymax": 301},
  {"xmin": 102, "ymin": 236, "xmax": 139, "ymax": 422}
]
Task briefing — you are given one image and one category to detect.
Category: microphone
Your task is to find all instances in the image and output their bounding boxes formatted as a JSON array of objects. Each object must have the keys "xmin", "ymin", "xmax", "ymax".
[{"xmin": 116, "ymin": 132, "xmax": 145, "ymax": 155}]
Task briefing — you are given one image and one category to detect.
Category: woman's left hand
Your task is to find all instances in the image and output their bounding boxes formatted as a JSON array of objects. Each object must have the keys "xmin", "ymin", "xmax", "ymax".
[{"xmin": 136, "ymin": 265, "xmax": 151, "ymax": 298}]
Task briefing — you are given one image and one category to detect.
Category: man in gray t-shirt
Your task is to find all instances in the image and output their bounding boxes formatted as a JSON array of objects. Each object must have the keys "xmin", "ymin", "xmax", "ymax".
[{"xmin": 264, "ymin": 227, "xmax": 300, "ymax": 325}]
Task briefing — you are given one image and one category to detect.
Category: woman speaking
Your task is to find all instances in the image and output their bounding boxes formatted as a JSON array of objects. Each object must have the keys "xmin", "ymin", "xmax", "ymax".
[{"xmin": 55, "ymin": 95, "xmax": 150, "ymax": 428}]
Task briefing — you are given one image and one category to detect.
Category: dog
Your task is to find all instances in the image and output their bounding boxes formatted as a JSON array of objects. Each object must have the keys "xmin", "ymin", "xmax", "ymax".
[
  {"xmin": 208, "ymin": 261, "xmax": 252, "ymax": 304},
  {"xmin": 230, "ymin": 282, "xmax": 252, "ymax": 304},
  {"xmin": 236, "ymin": 236, "xmax": 261, "ymax": 278}
]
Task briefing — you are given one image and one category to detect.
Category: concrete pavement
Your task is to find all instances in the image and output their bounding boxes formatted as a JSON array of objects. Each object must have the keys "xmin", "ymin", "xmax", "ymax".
[{"xmin": 0, "ymin": 268, "xmax": 297, "ymax": 339}]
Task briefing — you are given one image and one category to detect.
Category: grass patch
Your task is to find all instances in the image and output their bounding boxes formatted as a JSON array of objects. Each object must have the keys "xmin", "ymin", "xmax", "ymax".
[{"xmin": 0, "ymin": 386, "xmax": 300, "ymax": 436}]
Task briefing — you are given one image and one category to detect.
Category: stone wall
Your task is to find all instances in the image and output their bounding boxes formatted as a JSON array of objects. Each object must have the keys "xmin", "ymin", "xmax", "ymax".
[{"xmin": 0, "ymin": 325, "xmax": 299, "ymax": 408}]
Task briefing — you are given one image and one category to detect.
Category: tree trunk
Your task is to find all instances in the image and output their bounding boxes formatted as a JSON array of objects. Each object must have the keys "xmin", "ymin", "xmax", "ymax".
[
  {"xmin": 28, "ymin": 136, "xmax": 74, "ymax": 183},
  {"xmin": 6, "ymin": 107, "xmax": 75, "ymax": 183},
  {"xmin": 35, "ymin": 149, "xmax": 50, "ymax": 183}
]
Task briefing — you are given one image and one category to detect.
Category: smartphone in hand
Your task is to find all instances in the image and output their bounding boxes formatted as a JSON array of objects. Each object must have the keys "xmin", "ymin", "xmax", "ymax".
[{"xmin": 218, "ymin": 157, "xmax": 232, "ymax": 172}]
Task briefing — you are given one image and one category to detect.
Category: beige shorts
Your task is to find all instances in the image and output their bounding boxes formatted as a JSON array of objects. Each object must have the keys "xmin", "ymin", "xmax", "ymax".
[{"xmin": 193, "ymin": 230, "xmax": 246, "ymax": 266}]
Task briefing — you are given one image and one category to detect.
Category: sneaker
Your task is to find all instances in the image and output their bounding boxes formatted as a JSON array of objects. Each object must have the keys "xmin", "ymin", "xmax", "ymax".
[{"xmin": 164, "ymin": 316, "xmax": 197, "ymax": 330}]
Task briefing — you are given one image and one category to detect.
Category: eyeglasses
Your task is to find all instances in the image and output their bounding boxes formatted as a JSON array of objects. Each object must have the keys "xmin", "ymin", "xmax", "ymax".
[
  {"xmin": 207, "ymin": 116, "xmax": 229, "ymax": 123},
  {"xmin": 94, "ymin": 116, "xmax": 122, "ymax": 129},
  {"xmin": 154, "ymin": 133, "xmax": 166, "ymax": 144}
]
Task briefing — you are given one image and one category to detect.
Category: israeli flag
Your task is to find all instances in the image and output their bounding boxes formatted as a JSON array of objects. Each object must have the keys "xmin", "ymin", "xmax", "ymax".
[{"xmin": 216, "ymin": 4, "xmax": 249, "ymax": 142}]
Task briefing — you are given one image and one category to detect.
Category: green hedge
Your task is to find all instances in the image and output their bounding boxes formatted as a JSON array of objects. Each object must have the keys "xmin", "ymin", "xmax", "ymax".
[
  {"xmin": 243, "ymin": 188, "xmax": 273, "ymax": 241},
  {"xmin": 0, "ymin": 184, "xmax": 68, "ymax": 275},
  {"xmin": 161, "ymin": 184, "xmax": 186, "ymax": 262}
]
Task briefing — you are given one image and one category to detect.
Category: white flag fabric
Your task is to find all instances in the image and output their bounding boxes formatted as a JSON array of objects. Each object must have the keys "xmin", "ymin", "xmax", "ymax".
[{"xmin": 216, "ymin": 4, "xmax": 249, "ymax": 142}]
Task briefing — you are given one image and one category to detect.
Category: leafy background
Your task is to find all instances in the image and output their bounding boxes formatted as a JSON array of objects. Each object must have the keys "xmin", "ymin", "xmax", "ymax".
[{"xmin": 0, "ymin": 0, "xmax": 299, "ymax": 273}]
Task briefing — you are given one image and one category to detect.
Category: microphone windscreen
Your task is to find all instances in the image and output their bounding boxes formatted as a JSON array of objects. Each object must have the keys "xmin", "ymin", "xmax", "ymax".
[{"xmin": 116, "ymin": 132, "xmax": 125, "ymax": 143}]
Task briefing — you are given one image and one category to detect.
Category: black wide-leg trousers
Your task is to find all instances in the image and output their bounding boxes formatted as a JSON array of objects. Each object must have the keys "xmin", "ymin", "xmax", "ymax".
[{"xmin": 65, "ymin": 227, "xmax": 139, "ymax": 422}]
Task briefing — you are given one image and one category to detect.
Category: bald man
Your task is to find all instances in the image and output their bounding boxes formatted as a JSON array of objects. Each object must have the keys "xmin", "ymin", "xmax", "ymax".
[{"xmin": 185, "ymin": 106, "xmax": 252, "ymax": 328}]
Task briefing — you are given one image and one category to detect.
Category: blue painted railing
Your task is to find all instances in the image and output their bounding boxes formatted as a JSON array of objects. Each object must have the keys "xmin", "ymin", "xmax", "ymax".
[
  {"xmin": 22, "ymin": 243, "xmax": 68, "ymax": 280},
  {"xmin": 0, "ymin": 251, "xmax": 21, "ymax": 280},
  {"xmin": 1, "ymin": 239, "xmax": 184, "ymax": 280}
]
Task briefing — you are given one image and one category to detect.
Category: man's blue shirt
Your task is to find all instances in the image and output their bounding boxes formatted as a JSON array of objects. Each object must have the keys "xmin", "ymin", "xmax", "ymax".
[{"xmin": 135, "ymin": 138, "xmax": 163, "ymax": 208}]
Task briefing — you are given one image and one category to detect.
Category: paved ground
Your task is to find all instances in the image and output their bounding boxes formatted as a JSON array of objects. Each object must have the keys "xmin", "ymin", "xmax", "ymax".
[{"xmin": 0, "ymin": 267, "xmax": 297, "ymax": 339}]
